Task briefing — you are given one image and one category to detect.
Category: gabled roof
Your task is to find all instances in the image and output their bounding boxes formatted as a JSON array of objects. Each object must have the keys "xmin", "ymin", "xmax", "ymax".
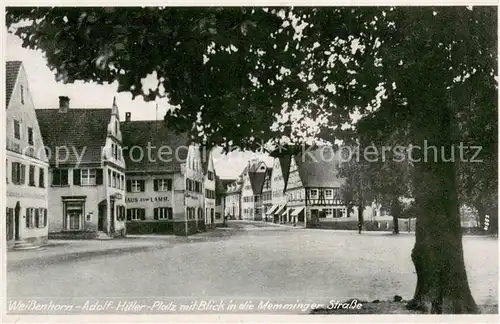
[
  {"xmin": 294, "ymin": 146, "xmax": 344, "ymax": 188},
  {"xmin": 6, "ymin": 61, "xmax": 22, "ymax": 107},
  {"xmin": 36, "ymin": 108, "xmax": 112, "ymax": 165},
  {"xmin": 121, "ymin": 120, "xmax": 190, "ymax": 173}
]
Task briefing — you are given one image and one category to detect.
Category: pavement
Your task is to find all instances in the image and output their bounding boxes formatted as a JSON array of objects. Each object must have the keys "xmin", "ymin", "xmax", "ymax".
[{"xmin": 6, "ymin": 220, "xmax": 498, "ymax": 314}]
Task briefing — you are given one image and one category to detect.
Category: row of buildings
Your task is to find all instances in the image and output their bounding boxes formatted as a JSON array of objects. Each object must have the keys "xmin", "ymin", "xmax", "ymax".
[
  {"xmin": 223, "ymin": 148, "xmax": 381, "ymax": 227},
  {"xmin": 5, "ymin": 61, "xmax": 224, "ymax": 250}
]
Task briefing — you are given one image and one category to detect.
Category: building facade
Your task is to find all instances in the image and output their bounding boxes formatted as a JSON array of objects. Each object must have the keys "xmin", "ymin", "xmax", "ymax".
[
  {"xmin": 6, "ymin": 61, "xmax": 50, "ymax": 249},
  {"xmin": 241, "ymin": 160, "xmax": 267, "ymax": 220},
  {"xmin": 267, "ymin": 157, "xmax": 289, "ymax": 223},
  {"xmin": 121, "ymin": 117, "xmax": 205, "ymax": 236},
  {"xmin": 203, "ymin": 149, "xmax": 217, "ymax": 228},
  {"xmin": 261, "ymin": 168, "xmax": 273, "ymax": 222},
  {"xmin": 36, "ymin": 97, "xmax": 127, "ymax": 239},
  {"xmin": 224, "ymin": 176, "xmax": 242, "ymax": 220}
]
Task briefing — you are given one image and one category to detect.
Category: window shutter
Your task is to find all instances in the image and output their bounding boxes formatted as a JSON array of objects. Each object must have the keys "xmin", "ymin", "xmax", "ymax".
[
  {"xmin": 168, "ymin": 208, "xmax": 173, "ymax": 220},
  {"xmin": 140, "ymin": 209, "xmax": 146, "ymax": 220},
  {"xmin": 20, "ymin": 164, "xmax": 26, "ymax": 185},
  {"xmin": 26, "ymin": 208, "xmax": 30, "ymax": 228},
  {"xmin": 140, "ymin": 180, "xmax": 146, "ymax": 192},
  {"xmin": 12, "ymin": 163, "xmax": 17, "ymax": 184},
  {"xmin": 73, "ymin": 169, "xmax": 81, "ymax": 185},
  {"xmin": 44, "ymin": 209, "xmax": 48, "ymax": 227},
  {"xmin": 126, "ymin": 209, "xmax": 131, "ymax": 221},
  {"xmin": 126, "ymin": 180, "xmax": 132, "ymax": 192},
  {"xmin": 35, "ymin": 209, "xmax": 40, "ymax": 228},
  {"xmin": 96, "ymin": 168, "xmax": 103, "ymax": 185},
  {"xmin": 153, "ymin": 179, "xmax": 159, "ymax": 191},
  {"xmin": 154, "ymin": 208, "xmax": 158, "ymax": 220},
  {"xmin": 168, "ymin": 179, "xmax": 172, "ymax": 190}
]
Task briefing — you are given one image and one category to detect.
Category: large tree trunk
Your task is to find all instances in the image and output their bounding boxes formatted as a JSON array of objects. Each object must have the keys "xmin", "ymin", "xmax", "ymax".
[{"xmin": 407, "ymin": 99, "xmax": 478, "ymax": 314}]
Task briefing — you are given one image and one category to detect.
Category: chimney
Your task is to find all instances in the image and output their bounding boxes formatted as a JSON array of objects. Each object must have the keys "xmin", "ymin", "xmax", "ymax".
[
  {"xmin": 125, "ymin": 112, "xmax": 131, "ymax": 122},
  {"xmin": 58, "ymin": 96, "xmax": 70, "ymax": 113}
]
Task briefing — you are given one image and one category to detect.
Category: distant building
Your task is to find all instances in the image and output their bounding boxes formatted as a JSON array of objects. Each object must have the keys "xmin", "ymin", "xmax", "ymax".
[
  {"xmin": 202, "ymin": 148, "xmax": 217, "ymax": 229},
  {"xmin": 224, "ymin": 176, "xmax": 242, "ymax": 220},
  {"xmin": 241, "ymin": 160, "xmax": 267, "ymax": 220},
  {"xmin": 6, "ymin": 61, "xmax": 50, "ymax": 249},
  {"xmin": 214, "ymin": 175, "xmax": 226, "ymax": 225},
  {"xmin": 120, "ymin": 116, "xmax": 205, "ymax": 236},
  {"xmin": 36, "ymin": 97, "xmax": 127, "ymax": 239},
  {"xmin": 267, "ymin": 156, "xmax": 290, "ymax": 223},
  {"xmin": 261, "ymin": 167, "xmax": 273, "ymax": 221}
]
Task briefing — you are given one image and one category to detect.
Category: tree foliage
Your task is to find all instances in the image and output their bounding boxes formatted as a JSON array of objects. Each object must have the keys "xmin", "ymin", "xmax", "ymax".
[{"xmin": 7, "ymin": 6, "xmax": 497, "ymax": 314}]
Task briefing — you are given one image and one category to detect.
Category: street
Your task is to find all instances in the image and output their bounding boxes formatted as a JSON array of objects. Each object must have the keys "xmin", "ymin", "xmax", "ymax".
[{"xmin": 7, "ymin": 221, "xmax": 498, "ymax": 312}]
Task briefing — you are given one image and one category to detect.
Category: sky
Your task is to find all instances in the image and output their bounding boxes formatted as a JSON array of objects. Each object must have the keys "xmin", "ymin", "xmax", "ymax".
[{"xmin": 5, "ymin": 29, "xmax": 274, "ymax": 179}]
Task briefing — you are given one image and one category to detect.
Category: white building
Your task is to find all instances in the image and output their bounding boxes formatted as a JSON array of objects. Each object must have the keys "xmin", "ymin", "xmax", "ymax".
[
  {"xmin": 6, "ymin": 61, "xmax": 50, "ymax": 249},
  {"xmin": 36, "ymin": 97, "xmax": 127, "ymax": 239}
]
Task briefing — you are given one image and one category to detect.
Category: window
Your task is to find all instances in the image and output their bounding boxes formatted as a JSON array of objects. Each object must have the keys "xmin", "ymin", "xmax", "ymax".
[
  {"xmin": 111, "ymin": 144, "xmax": 115, "ymax": 159},
  {"xmin": 20, "ymin": 85, "xmax": 24, "ymax": 104},
  {"xmin": 116, "ymin": 206, "xmax": 126, "ymax": 221},
  {"xmin": 325, "ymin": 189, "xmax": 333, "ymax": 199},
  {"xmin": 324, "ymin": 209, "xmax": 333, "ymax": 218},
  {"xmin": 27, "ymin": 127, "xmax": 33, "ymax": 145},
  {"xmin": 26, "ymin": 208, "xmax": 36, "ymax": 228},
  {"xmin": 108, "ymin": 170, "xmax": 112, "ymax": 187},
  {"xmin": 126, "ymin": 208, "xmax": 146, "ymax": 221},
  {"xmin": 14, "ymin": 120, "xmax": 21, "ymax": 139},
  {"xmin": 6, "ymin": 160, "xmax": 8, "ymax": 183},
  {"xmin": 155, "ymin": 207, "xmax": 173, "ymax": 220},
  {"xmin": 81, "ymin": 169, "xmax": 97, "ymax": 186},
  {"xmin": 39, "ymin": 168, "xmax": 45, "ymax": 187},
  {"xmin": 120, "ymin": 175, "xmax": 124, "ymax": 190},
  {"xmin": 112, "ymin": 172, "xmax": 116, "ymax": 188},
  {"xmin": 208, "ymin": 171, "xmax": 214, "ymax": 181},
  {"xmin": 309, "ymin": 189, "xmax": 319, "ymax": 199},
  {"xmin": 37, "ymin": 208, "xmax": 48, "ymax": 228},
  {"xmin": 64, "ymin": 201, "xmax": 84, "ymax": 230},
  {"xmin": 131, "ymin": 180, "xmax": 142, "ymax": 193},
  {"xmin": 154, "ymin": 179, "xmax": 172, "ymax": 191},
  {"xmin": 11, "ymin": 162, "xmax": 25, "ymax": 185},
  {"xmin": 52, "ymin": 169, "xmax": 69, "ymax": 186},
  {"xmin": 28, "ymin": 165, "xmax": 36, "ymax": 186}
]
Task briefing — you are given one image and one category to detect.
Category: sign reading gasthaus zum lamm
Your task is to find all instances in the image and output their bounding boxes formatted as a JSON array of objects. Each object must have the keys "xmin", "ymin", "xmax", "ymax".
[{"xmin": 125, "ymin": 196, "xmax": 168, "ymax": 203}]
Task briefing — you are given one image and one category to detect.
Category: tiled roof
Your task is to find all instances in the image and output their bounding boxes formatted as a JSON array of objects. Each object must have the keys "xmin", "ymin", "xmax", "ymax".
[
  {"xmin": 249, "ymin": 171, "xmax": 267, "ymax": 195},
  {"xmin": 294, "ymin": 146, "xmax": 344, "ymax": 188},
  {"xmin": 36, "ymin": 108, "xmax": 112, "ymax": 166},
  {"xmin": 6, "ymin": 61, "xmax": 22, "ymax": 107},
  {"xmin": 121, "ymin": 120, "xmax": 190, "ymax": 173}
]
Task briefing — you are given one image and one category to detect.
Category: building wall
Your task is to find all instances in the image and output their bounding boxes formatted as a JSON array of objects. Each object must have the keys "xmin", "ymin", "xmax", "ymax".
[
  {"xmin": 271, "ymin": 158, "xmax": 287, "ymax": 208},
  {"xmin": 6, "ymin": 64, "xmax": 49, "ymax": 246},
  {"xmin": 282, "ymin": 157, "xmax": 303, "ymax": 222},
  {"xmin": 6, "ymin": 152, "xmax": 49, "ymax": 244},
  {"xmin": 204, "ymin": 151, "xmax": 216, "ymax": 227},
  {"xmin": 241, "ymin": 173, "xmax": 254, "ymax": 220},
  {"xmin": 180, "ymin": 144, "xmax": 205, "ymax": 234},
  {"xmin": 225, "ymin": 190, "xmax": 241, "ymax": 219},
  {"xmin": 47, "ymin": 167, "xmax": 107, "ymax": 233}
]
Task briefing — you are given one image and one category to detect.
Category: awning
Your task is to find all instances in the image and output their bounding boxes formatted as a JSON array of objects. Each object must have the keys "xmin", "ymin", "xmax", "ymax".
[
  {"xmin": 273, "ymin": 205, "xmax": 286, "ymax": 215},
  {"xmin": 266, "ymin": 205, "xmax": 279, "ymax": 216},
  {"xmin": 291, "ymin": 207, "xmax": 305, "ymax": 216},
  {"xmin": 281, "ymin": 207, "xmax": 293, "ymax": 215}
]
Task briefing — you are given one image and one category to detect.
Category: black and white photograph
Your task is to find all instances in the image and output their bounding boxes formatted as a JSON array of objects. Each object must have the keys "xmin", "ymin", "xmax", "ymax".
[{"xmin": 2, "ymin": 3, "xmax": 498, "ymax": 322}]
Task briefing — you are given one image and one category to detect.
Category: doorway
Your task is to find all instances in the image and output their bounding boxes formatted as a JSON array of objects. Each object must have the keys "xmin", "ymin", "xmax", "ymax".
[
  {"xmin": 211, "ymin": 209, "xmax": 215, "ymax": 224},
  {"xmin": 98, "ymin": 201, "xmax": 106, "ymax": 231},
  {"xmin": 14, "ymin": 202, "xmax": 21, "ymax": 240}
]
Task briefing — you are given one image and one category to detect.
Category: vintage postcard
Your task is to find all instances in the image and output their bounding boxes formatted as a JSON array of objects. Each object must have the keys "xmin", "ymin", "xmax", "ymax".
[{"xmin": 2, "ymin": 2, "xmax": 498, "ymax": 323}]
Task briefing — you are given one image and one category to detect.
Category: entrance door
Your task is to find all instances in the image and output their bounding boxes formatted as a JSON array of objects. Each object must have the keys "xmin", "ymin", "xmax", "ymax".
[
  {"xmin": 311, "ymin": 209, "xmax": 319, "ymax": 225},
  {"xmin": 211, "ymin": 209, "xmax": 215, "ymax": 224},
  {"xmin": 98, "ymin": 203, "xmax": 106, "ymax": 231},
  {"xmin": 14, "ymin": 202, "xmax": 21, "ymax": 240},
  {"xmin": 64, "ymin": 201, "xmax": 83, "ymax": 231}
]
